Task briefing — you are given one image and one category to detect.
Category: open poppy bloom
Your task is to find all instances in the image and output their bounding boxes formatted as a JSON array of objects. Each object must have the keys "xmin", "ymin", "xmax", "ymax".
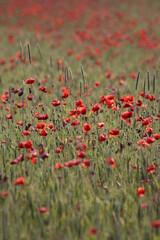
[
  {"xmin": 14, "ymin": 177, "xmax": 25, "ymax": 186},
  {"xmin": 83, "ymin": 123, "xmax": 91, "ymax": 132},
  {"xmin": 52, "ymin": 99, "xmax": 61, "ymax": 107},
  {"xmin": 88, "ymin": 228, "xmax": 98, "ymax": 235},
  {"xmin": 105, "ymin": 158, "xmax": 115, "ymax": 168},
  {"xmin": 152, "ymin": 220, "xmax": 160, "ymax": 228},
  {"xmin": 38, "ymin": 207, "xmax": 48, "ymax": 214},
  {"xmin": 36, "ymin": 122, "xmax": 46, "ymax": 129},
  {"xmin": 82, "ymin": 159, "xmax": 90, "ymax": 168},
  {"xmin": 97, "ymin": 122, "xmax": 104, "ymax": 129},
  {"xmin": 121, "ymin": 111, "xmax": 133, "ymax": 120},
  {"xmin": 55, "ymin": 163, "xmax": 63, "ymax": 169},
  {"xmin": 109, "ymin": 129, "xmax": 120, "ymax": 137},
  {"xmin": 137, "ymin": 187, "xmax": 145, "ymax": 197},
  {"xmin": 99, "ymin": 134, "xmax": 107, "ymax": 142},
  {"xmin": 25, "ymin": 77, "xmax": 35, "ymax": 84},
  {"xmin": 91, "ymin": 104, "xmax": 101, "ymax": 113}
]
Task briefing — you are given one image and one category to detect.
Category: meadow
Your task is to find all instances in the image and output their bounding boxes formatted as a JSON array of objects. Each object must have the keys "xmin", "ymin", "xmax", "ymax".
[{"xmin": 0, "ymin": 0, "xmax": 160, "ymax": 239}]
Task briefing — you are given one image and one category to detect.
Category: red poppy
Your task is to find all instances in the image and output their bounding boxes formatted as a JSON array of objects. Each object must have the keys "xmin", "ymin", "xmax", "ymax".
[
  {"xmin": 83, "ymin": 123, "xmax": 91, "ymax": 132},
  {"xmin": 99, "ymin": 134, "xmax": 107, "ymax": 142},
  {"xmin": 105, "ymin": 158, "xmax": 115, "ymax": 168},
  {"xmin": 146, "ymin": 137, "xmax": 155, "ymax": 145},
  {"xmin": 88, "ymin": 228, "xmax": 98, "ymax": 235},
  {"xmin": 55, "ymin": 147, "xmax": 61, "ymax": 154},
  {"xmin": 97, "ymin": 122, "xmax": 104, "ymax": 129},
  {"xmin": 55, "ymin": 163, "xmax": 63, "ymax": 169},
  {"xmin": 39, "ymin": 86, "xmax": 47, "ymax": 93},
  {"xmin": 14, "ymin": 177, "xmax": 25, "ymax": 186},
  {"xmin": 152, "ymin": 220, "xmax": 160, "ymax": 228},
  {"xmin": 82, "ymin": 159, "xmax": 90, "ymax": 168},
  {"xmin": 40, "ymin": 129, "xmax": 48, "ymax": 136},
  {"xmin": 121, "ymin": 111, "xmax": 133, "ymax": 120},
  {"xmin": 136, "ymin": 100, "xmax": 142, "ymax": 106},
  {"xmin": 109, "ymin": 129, "xmax": 120, "ymax": 137},
  {"xmin": 77, "ymin": 150, "xmax": 86, "ymax": 158},
  {"xmin": 154, "ymin": 134, "xmax": 160, "ymax": 140},
  {"xmin": 22, "ymin": 130, "xmax": 31, "ymax": 136},
  {"xmin": 62, "ymin": 88, "xmax": 70, "ymax": 99},
  {"xmin": 94, "ymin": 82, "xmax": 100, "ymax": 88},
  {"xmin": 52, "ymin": 99, "xmax": 61, "ymax": 107},
  {"xmin": 142, "ymin": 117, "xmax": 152, "ymax": 126},
  {"xmin": 36, "ymin": 122, "xmax": 46, "ymax": 129},
  {"xmin": 65, "ymin": 159, "xmax": 81, "ymax": 167},
  {"xmin": 137, "ymin": 187, "xmax": 146, "ymax": 197},
  {"xmin": 71, "ymin": 119, "xmax": 80, "ymax": 127},
  {"xmin": 146, "ymin": 165, "xmax": 154, "ymax": 174},
  {"xmin": 91, "ymin": 104, "xmax": 101, "ymax": 113},
  {"xmin": 137, "ymin": 139, "xmax": 149, "ymax": 148},
  {"xmin": 120, "ymin": 95, "xmax": 134, "ymax": 103},
  {"xmin": 38, "ymin": 207, "xmax": 48, "ymax": 214},
  {"xmin": 16, "ymin": 102, "xmax": 27, "ymax": 108},
  {"xmin": 6, "ymin": 114, "xmax": 13, "ymax": 119},
  {"xmin": 0, "ymin": 192, "xmax": 8, "ymax": 197},
  {"xmin": 75, "ymin": 99, "xmax": 83, "ymax": 107},
  {"xmin": 37, "ymin": 113, "xmax": 49, "ymax": 120},
  {"xmin": 10, "ymin": 154, "xmax": 23, "ymax": 165},
  {"xmin": 48, "ymin": 123, "xmax": 54, "ymax": 130},
  {"xmin": 25, "ymin": 77, "xmax": 35, "ymax": 84}
]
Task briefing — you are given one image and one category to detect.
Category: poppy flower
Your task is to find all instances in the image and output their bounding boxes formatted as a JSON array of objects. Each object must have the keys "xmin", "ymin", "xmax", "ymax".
[
  {"xmin": 154, "ymin": 134, "xmax": 160, "ymax": 140},
  {"xmin": 94, "ymin": 82, "xmax": 100, "ymax": 88},
  {"xmin": 121, "ymin": 111, "xmax": 133, "ymax": 120},
  {"xmin": 6, "ymin": 114, "xmax": 13, "ymax": 119},
  {"xmin": 71, "ymin": 119, "xmax": 80, "ymax": 127},
  {"xmin": 146, "ymin": 165, "xmax": 154, "ymax": 174},
  {"xmin": 39, "ymin": 86, "xmax": 47, "ymax": 93},
  {"xmin": 152, "ymin": 220, "xmax": 160, "ymax": 228},
  {"xmin": 75, "ymin": 99, "xmax": 83, "ymax": 107},
  {"xmin": 62, "ymin": 88, "xmax": 70, "ymax": 99},
  {"xmin": 142, "ymin": 117, "xmax": 152, "ymax": 126},
  {"xmin": 77, "ymin": 150, "xmax": 86, "ymax": 158},
  {"xmin": 105, "ymin": 158, "xmax": 115, "ymax": 168},
  {"xmin": 65, "ymin": 159, "xmax": 81, "ymax": 167},
  {"xmin": 38, "ymin": 207, "xmax": 48, "ymax": 214},
  {"xmin": 99, "ymin": 134, "xmax": 107, "ymax": 142},
  {"xmin": 79, "ymin": 106, "xmax": 87, "ymax": 115},
  {"xmin": 52, "ymin": 99, "xmax": 61, "ymax": 107},
  {"xmin": 146, "ymin": 137, "xmax": 155, "ymax": 145},
  {"xmin": 91, "ymin": 104, "xmax": 101, "ymax": 113},
  {"xmin": 82, "ymin": 159, "xmax": 90, "ymax": 168},
  {"xmin": 137, "ymin": 139, "xmax": 149, "ymax": 148},
  {"xmin": 14, "ymin": 177, "xmax": 25, "ymax": 186},
  {"xmin": 37, "ymin": 113, "xmax": 49, "ymax": 120},
  {"xmin": 109, "ymin": 129, "xmax": 120, "ymax": 137},
  {"xmin": 0, "ymin": 192, "xmax": 8, "ymax": 197},
  {"xmin": 25, "ymin": 77, "xmax": 35, "ymax": 84},
  {"xmin": 55, "ymin": 163, "xmax": 63, "ymax": 169},
  {"xmin": 83, "ymin": 123, "xmax": 91, "ymax": 132},
  {"xmin": 40, "ymin": 129, "xmax": 48, "ymax": 136},
  {"xmin": 137, "ymin": 187, "xmax": 146, "ymax": 197},
  {"xmin": 48, "ymin": 123, "xmax": 54, "ymax": 130},
  {"xmin": 141, "ymin": 202, "xmax": 148, "ymax": 209},
  {"xmin": 88, "ymin": 228, "xmax": 98, "ymax": 235},
  {"xmin": 97, "ymin": 122, "xmax": 104, "ymax": 129},
  {"xmin": 22, "ymin": 130, "xmax": 31, "ymax": 136},
  {"xmin": 136, "ymin": 100, "xmax": 142, "ymax": 106},
  {"xmin": 99, "ymin": 95, "xmax": 106, "ymax": 104},
  {"xmin": 55, "ymin": 147, "xmax": 61, "ymax": 153},
  {"xmin": 36, "ymin": 122, "xmax": 46, "ymax": 129},
  {"xmin": 106, "ymin": 72, "xmax": 111, "ymax": 78},
  {"xmin": 10, "ymin": 154, "xmax": 23, "ymax": 165}
]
